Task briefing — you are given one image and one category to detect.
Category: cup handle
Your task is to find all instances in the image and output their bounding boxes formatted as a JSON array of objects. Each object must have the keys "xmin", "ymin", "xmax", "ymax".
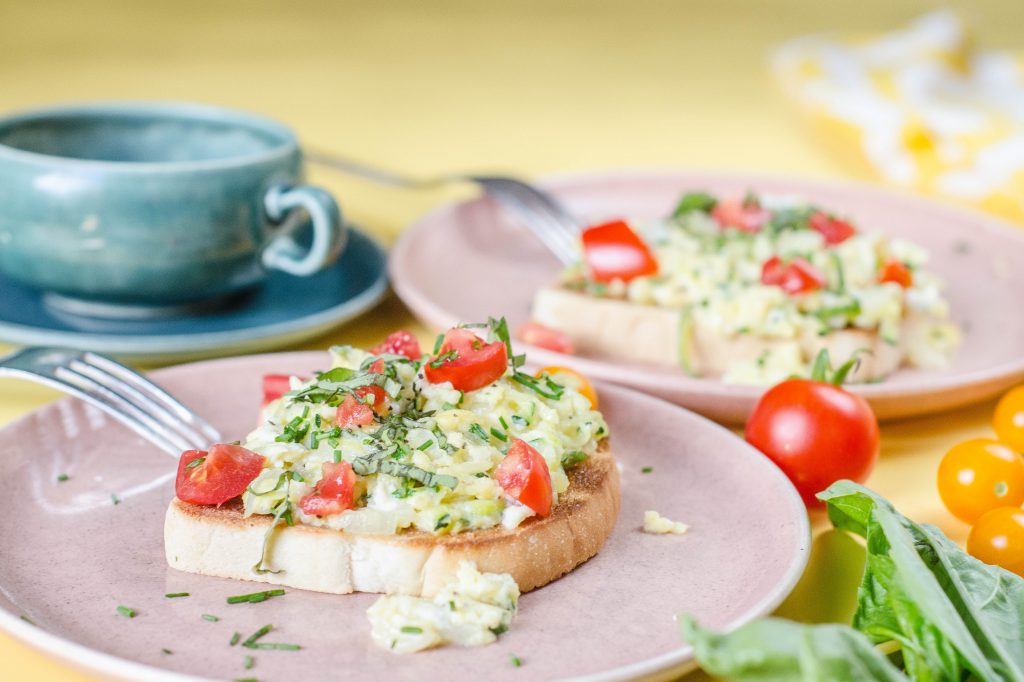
[{"xmin": 261, "ymin": 184, "xmax": 347, "ymax": 276}]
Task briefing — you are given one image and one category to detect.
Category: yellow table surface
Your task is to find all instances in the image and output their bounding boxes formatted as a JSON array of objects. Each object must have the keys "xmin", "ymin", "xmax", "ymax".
[{"xmin": 1, "ymin": 0, "xmax": 1020, "ymax": 679}]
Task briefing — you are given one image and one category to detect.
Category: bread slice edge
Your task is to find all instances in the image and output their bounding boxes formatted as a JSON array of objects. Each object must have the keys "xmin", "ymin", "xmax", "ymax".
[{"xmin": 164, "ymin": 440, "xmax": 620, "ymax": 597}]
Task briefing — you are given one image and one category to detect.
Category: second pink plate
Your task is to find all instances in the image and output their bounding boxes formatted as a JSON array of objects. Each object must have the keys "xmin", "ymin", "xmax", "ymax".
[{"xmin": 390, "ymin": 169, "xmax": 1024, "ymax": 422}]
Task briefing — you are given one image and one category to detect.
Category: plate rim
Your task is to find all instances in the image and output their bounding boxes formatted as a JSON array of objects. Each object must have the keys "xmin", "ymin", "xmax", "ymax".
[
  {"xmin": 389, "ymin": 167, "xmax": 1024, "ymax": 412},
  {"xmin": 0, "ymin": 230, "xmax": 389, "ymax": 361},
  {"xmin": 0, "ymin": 350, "xmax": 811, "ymax": 682}
]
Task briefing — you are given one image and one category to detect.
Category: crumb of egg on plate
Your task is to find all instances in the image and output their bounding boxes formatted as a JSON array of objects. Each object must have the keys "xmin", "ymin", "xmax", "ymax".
[{"xmin": 643, "ymin": 510, "xmax": 689, "ymax": 535}]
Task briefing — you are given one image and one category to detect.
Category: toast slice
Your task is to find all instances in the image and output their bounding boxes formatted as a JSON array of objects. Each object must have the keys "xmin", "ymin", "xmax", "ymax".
[
  {"xmin": 165, "ymin": 440, "xmax": 620, "ymax": 597},
  {"xmin": 531, "ymin": 286, "xmax": 933, "ymax": 382}
]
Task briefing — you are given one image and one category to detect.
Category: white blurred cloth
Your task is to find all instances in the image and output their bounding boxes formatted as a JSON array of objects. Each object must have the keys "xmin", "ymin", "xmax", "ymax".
[{"xmin": 773, "ymin": 11, "xmax": 1024, "ymax": 223}]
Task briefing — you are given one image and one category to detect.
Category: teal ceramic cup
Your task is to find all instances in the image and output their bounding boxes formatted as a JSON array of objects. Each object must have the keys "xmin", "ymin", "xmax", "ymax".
[{"xmin": 0, "ymin": 102, "xmax": 346, "ymax": 316}]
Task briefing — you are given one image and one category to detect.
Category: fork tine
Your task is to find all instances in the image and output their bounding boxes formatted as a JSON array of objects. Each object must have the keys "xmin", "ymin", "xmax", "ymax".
[
  {"xmin": 82, "ymin": 352, "xmax": 220, "ymax": 442},
  {"xmin": 476, "ymin": 177, "xmax": 580, "ymax": 258},
  {"xmin": 69, "ymin": 358, "xmax": 213, "ymax": 451},
  {"xmin": 478, "ymin": 182, "xmax": 578, "ymax": 264},
  {"xmin": 53, "ymin": 366, "xmax": 197, "ymax": 456},
  {"xmin": 494, "ymin": 178, "xmax": 580, "ymax": 235}
]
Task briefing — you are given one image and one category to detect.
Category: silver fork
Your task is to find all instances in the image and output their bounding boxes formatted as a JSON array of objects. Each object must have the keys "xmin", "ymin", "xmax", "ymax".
[
  {"xmin": 306, "ymin": 152, "xmax": 580, "ymax": 264},
  {"xmin": 0, "ymin": 347, "xmax": 220, "ymax": 456}
]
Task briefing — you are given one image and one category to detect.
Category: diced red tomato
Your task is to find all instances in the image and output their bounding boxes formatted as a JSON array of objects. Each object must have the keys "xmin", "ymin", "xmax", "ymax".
[
  {"xmin": 299, "ymin": 461, "xmax": 356, "ymax": 517},
  {"xmin": 711, "ymin": 197, "xmax": 770, "ymax": 233},
  {"xmin": 356, "ymin": 385, "xmax": 387, "ymax": 415},
  {"xmin": 370, "ymin": 330, "xmax": 422, "ymax": 360},
  {"xmin": 262, "ymin": 374, "xmax": 296, "ymax": 406},
  {"xmin": 424, "ymin": 327, "xmax": 508, "ymax": 392},
  {"xmin": 518, "ymin": 321, "xmax": 574, "ymax": 354},
  {"xmin": 581, "ymin": 219, "xmax": 658, "ymax": 283},
  {"xmin": 761, "ymin": 256, "xmax": 826, "ymax": 295},
  {"xmin": 809, "ymin": 211, "xmax": 857, "ymax": 245},
  {"xmin": 878, "ymin": 259, "xmax": 913, "ymax": 288},
  {"xmin": 336, "ymin": 394, "xmax": 376, "ymax": 428},
  {"xmin": 368, "ymin": 359, "xmax": 385, "ymax": 374},
  {"xmin": 175, "ymin": 444, "xmax": 265, "ymax": 506},
  {"xmin": 494, "ymin": 438, "xmax": 553, "ymax": 517}
]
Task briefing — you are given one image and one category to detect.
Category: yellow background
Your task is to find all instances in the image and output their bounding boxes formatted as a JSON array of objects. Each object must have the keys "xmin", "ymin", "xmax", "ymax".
[{"xmin": 1, "ymin": 0, "xmax": 1021, "ymax": 679}]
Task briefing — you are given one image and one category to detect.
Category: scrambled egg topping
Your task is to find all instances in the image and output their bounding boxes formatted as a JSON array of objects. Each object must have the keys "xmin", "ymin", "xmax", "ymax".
[
  {"xmin": 562, "ymin": 194, "xmax": 959, "ymax": 384},
  {"xmin": 240, "ymin": 340, "xmax": 607, "ymax": 535},
  {"xmin": 643, "ymin": 510, "xmax": 689, "ymax": 535},
  {"xmin": 367, "ymin": 561, "xmax": 519, "ymax": 653}
]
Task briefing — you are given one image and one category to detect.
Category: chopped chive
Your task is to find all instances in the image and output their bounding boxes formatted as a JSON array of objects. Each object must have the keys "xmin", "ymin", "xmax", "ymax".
[
  {"xmin": 226, "ymin": 589, "xmax": 285, "ymax": 605},
  {"xmin": 235, "ymin": 679, "xmax": 258, "ymax": 682},
  {"xmin": 400, "ymin": 626, "xmax": 424, "ymax": 634},
  {"xmin": 242, "ymin": 624, "xmax": 273, "ymax": 648},
  {"xmin": 489, "ymin": 427, "xmax": 508, "ymax": 442},
  {"xmin": 499, "ymin": 416, "xmax": 509, "ymax": 430},
  {"xmin": 164, "ymin": 592, "xmax": 190, "ymax": 599},
  {"xmin": 116, "ymin": 606, "xmax": 136, "ymax": 618},
  {"xmin": 416, "ymin": 439, "xmax": 433, "ymax": 451},
  {"xmin": 162, "ymin": 648, "xmax": 173, "ymax": 655},
  {"xmin": 248, "ymin": 642, "xmax": 301, "ymax": 651},
  {"xmin": 432, "ymin": 333, "xmax": 444, "ymax": 355},
  {"xmin": 244, "ymin": 655, "xmax": 254, "ymax": 669},
  {"xmin": 111, "ymin": 493, "xmax": 120, "ymax": 505},
  {"xmin": 230, "ymin": 632, "xmax": 241, "ymax": 646},
  {"xmin": 19, "ymin": 615, "xmax": 34, "ymax": 625},
  {"xmin": 641, "ymin": 466, "xmax": 653, "ymax": 474},
  {"xmin": 185, "ymin": 456, "xmax": 205, "ymax": 470},
  {"xmin": 333, "ymin": 449, "xmax": 342, "ymax": 463},
  {"xmin": 468, "ymin": 423, "xmax": 489, "ymax": 442},
  {"xmin": 57, "ymin": 473, "xmax": 69, "ymax": 482},
  {"xmin": 201, "ymin": 613, "xmax": 220, "ymax": 622},
  {"xmin": 511, "ymin": 654, "xmax": 523, "ymax": 667}
]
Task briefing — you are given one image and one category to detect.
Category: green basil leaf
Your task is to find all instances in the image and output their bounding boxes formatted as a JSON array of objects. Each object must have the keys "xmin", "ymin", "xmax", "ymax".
[{"xmin": 680, "ymin": 615, "xmax": 906, "ymax": 681}]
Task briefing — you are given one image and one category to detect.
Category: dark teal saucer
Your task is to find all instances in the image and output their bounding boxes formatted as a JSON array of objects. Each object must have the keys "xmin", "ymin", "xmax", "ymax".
[{"xmin": 0, "ymin": 229, "xmax": 387, "ymax": 362}]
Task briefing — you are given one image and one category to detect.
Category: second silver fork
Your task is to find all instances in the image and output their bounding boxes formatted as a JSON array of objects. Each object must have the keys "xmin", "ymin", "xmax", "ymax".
[{"xmin": 306, "ymin": 152, "xmax": 581, "ymax": 265}]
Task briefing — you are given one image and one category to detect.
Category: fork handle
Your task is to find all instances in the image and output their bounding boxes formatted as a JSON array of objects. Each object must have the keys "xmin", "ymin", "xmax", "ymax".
[{"xmin": 305, "ymin": 151, "xmax": 444, "ymax": 189}]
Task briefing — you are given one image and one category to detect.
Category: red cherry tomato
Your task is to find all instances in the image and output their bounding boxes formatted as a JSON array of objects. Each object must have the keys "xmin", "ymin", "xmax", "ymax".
[
  {"xmin": 175, "ymin": 444, "xmax": 265, "ymax": 505},
  {"xmin": 370, "ymin": 330, "xmax": 422, "ymax": 360},
  {"xmin": 518, "ymin": 321, "xmax": 574, "ymax": 354},
  {"xmin": 808, "ymin": 211, "xmax": 857, "ymax": 245},
  {"xmin": 878, "ymin": 259, "xmax": 913, "ymax": 288},
  {"xmin": 994, "ymin": 385, "xmax": 1024, "ymax": 453},
  {"xmin": 967, "ymin": 506, "xmax": 1024, "ymax": 577},
  {"xmin": 711, "ymin": 197, "xmax": 770, "ymax": 233},
  {"xmin": 494, "ymin": 438, "xmax": 553, "ymax": 516},
  {"xmin": 424, "ymin": 327, "xmax": 508, "ymax": 392},
  {"xmin": 745, "ymin": 379, "xmax": 880, "ymax": 506},
  {"xmin": 937, "ymin": 438, "xmax": 1024, "ymax": 523},
  {"xmin": 761, "ymin": 256, "xmax": 827, "ymax": 295},
  {"xmin": 336, "ymin": 394, "xmax": 377, "ymax": 428},
  {"xmin": 581, "ymin": 219, "xmax": 658, "ymax": 283},
  {"xmin": 299, "ymin": 461, "xmax": 357, "ymax": 517},
  {"xmin": 262, "ymin": 374, "xmax": 296, "ymax": 405}
]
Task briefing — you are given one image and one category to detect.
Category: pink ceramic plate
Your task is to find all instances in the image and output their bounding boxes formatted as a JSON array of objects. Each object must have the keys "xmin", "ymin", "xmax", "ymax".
[
  {"xmin": 389, "ymin": 170, "xmax": 1024, "ymax": 423},
  {"xmin": 0, "ymin": 352, "xmax": 807, "ymax": 682}
]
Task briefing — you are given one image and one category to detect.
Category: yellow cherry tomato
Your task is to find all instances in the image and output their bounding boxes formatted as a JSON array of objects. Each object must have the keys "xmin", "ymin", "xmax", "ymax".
[
  {"xmin": 936, "ymin": 438, "xmax": 1024, "ymax": 523},
  {"xmin": 967, "ymin": 506, "xmax": 1024, "ymax": 577},
  {"xmin": 537, "ymin": 366, "xmax": 598, "ymax": 409},
  {"xmin": 994, "ymin": 385, "xmax": 1024, "ymax": 454}
]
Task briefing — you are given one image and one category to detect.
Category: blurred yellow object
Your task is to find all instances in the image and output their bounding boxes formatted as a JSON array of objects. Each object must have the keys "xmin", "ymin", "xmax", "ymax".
[{"xmin": 774, "ymin": 10, "xmax": 1024, "ymax": 223}]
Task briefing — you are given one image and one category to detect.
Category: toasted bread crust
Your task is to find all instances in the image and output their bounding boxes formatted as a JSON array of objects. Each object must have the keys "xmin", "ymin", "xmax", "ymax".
[{"xmin": 165, "ymin": 440, "xmax": 619, "ymax": 596}]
